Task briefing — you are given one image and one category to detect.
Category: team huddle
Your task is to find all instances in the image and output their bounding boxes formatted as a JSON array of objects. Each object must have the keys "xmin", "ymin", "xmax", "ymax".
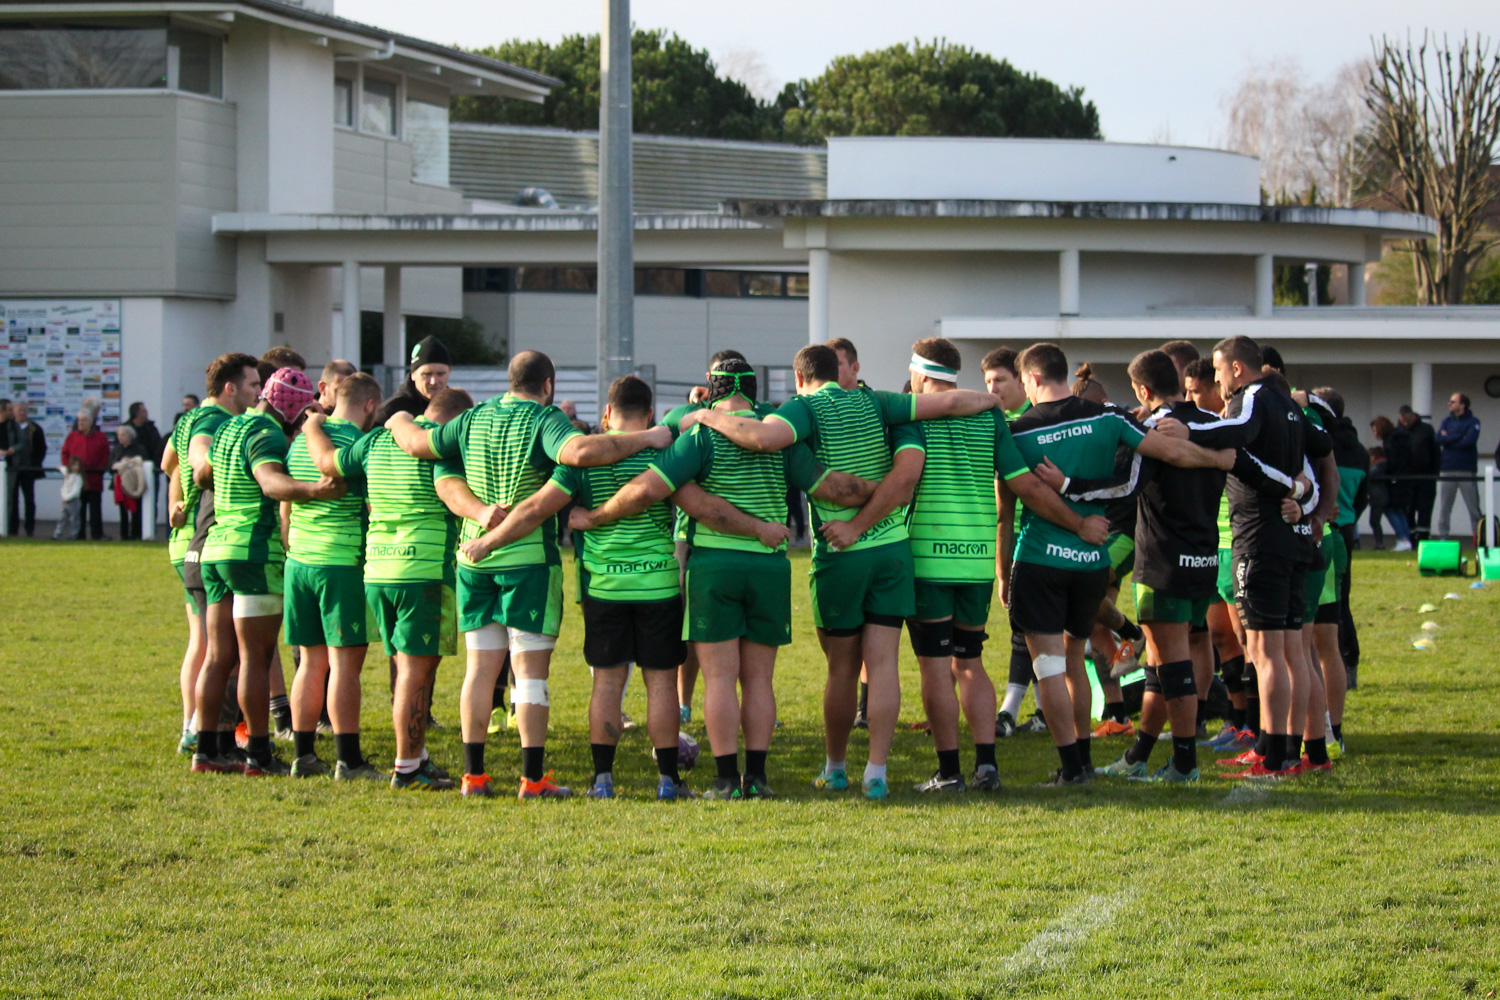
[{"xmin": 165, "ymin": 330, "xmax": 1355, "ymax": 800}]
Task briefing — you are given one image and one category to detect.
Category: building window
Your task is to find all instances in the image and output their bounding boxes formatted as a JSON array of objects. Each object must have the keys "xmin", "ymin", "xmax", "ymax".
[
  {"xmin": 636, "ymin": 268, "xmax": 686, "ymax": 296},
  {"xmin": 703, "ymin": 271, "xmax": 742, "ymax": 298},
  {"xmin": 786, "ymin": 274, "xmax": 810, "ymax": 298},
  {"xmin": 745, "ymin": 273, "xmax": 785, "ymax": 297},
  {"xmin": 0, "ymin": 21, "xmax": 220, "ymax": 96},
  {"xmin": 405, "ymin": 99, "xmax": 449, "ymax": 185},
  {"xmin": 361, "ymin": 76, "xmax": 397, "ymax": 136},
  {"xmin": 334, "ymin": 77, "xmax": 354, "ymax": 128}
]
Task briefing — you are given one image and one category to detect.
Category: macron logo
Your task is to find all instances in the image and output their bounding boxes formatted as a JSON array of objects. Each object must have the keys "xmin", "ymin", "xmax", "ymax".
[
  {"xmin": 1046, "ymin": 542, "xmax": 1103, "ymax": 563},
  {"xmin": 1178, "ymin": 553, "xmax": 1218, "ymax": 568},
  {"xmin": 1036, "ymin": 424, "xmax": 1093, "ymax": 445}
]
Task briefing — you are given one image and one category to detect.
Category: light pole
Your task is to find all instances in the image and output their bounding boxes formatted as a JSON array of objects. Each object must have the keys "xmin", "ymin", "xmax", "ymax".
[{"xmin": 597, "ymin": 0, "xmax": 633, "ymax": 415}]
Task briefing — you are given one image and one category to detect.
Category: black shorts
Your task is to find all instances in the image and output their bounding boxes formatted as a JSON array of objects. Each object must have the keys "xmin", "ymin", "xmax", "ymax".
[
  {"xmin": 1008, "ymin": 561, "xmax": 1110, "ymax": 639},
  {"xmin": 582, "ymin": 596, "xmax": 685, "ymax": 671},
  {"xmin": 1232, "ymin": 552, "xmax": 1307, "ymax": 632}
]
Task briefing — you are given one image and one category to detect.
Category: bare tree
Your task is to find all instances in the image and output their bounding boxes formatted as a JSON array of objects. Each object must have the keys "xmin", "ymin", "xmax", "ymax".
[
  {"xmin": 1366, "ymin": 33, "xmax": 1500, "ymax": 304},
  {"xmin": 716, "ymin": 46, "xmax": 779, "ymax": 103}
]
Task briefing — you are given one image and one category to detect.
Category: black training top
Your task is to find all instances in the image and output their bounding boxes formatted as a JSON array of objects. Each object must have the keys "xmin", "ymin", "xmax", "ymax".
[{"xmin": 1132, "ymin": 401, "xmax": 1228, "ymax": 597}]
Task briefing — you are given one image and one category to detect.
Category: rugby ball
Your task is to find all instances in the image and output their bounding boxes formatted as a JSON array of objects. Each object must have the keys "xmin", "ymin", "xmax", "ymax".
[{"xmin": 652, "ymin": 733, "xmax": 699, "ymax": 771}]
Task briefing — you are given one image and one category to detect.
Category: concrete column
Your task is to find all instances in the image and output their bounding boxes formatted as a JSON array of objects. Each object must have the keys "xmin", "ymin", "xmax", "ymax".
[
  {"xmin": 1347, "ymin": 262, "xmax": 1367, "ymax": 306},
  {"xmin": 382, "ymin": 265, "xmax": 403, "ymax": 367},
  {"xmin": 1304, "ymin": 262, "xmax": 1319, "ymax": 307},
  {"xmin": 1059, "ymin": 248, "xmax": 1080, "ymax": 316},
  {"xmin": 1254, "ymin": 254, "xmax": 1274, "ymax": 317},
  {"xmin": 808, "ymin": 248, "xmax": 830, "ymax": 343},
  {"xmin": 1412, "ymin": 361, "xmax": 1433, "ymax": 419},
  {"xmin": 340, "ymin": 260, "xmax": 360, "ymax": 364}
]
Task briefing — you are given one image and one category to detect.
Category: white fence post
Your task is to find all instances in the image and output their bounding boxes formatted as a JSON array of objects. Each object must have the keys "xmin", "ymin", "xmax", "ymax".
[{"xmin": 141, "ymin": 461, "xmax": 156, "ymax": 542}]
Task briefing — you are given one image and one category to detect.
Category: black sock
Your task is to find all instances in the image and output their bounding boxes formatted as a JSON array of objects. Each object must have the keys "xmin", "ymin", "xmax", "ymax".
[
  {"xmin": 1125, "ymin": 732, "xmax": 1158, "ymax": 765},
  {"xmin": 1253, "ymin": 731, "xmax": 1270, "ymax": 757},
  {"xmin": 1331, "ymin": 722, "xmax": 1343, "ymax": 743},
  {"xmin": 1195, "ymin": 700, "xmax": 1207, "ymax": 729},
  {"xmin": 1034, "ymin": 706, "xmax": 1046, "ymax": 723},
  {"xmin": 656, "ymin": 745, "xmax": 680, "ymax": 782},
  {"xmin": 293, "ymin": 730, "xmax": 316, "ymax": 759},
  {"xmin": 857, "ymin": 681, "xmax": 868, "ymax": 715},
  {"xmin": 591, "ymin": 742, "xmax": 617, "ymax": 779},
  {"xmin": 1231, "ymin": 706, "xmax": 1247, "ymax": 729},
  {"xmin": 744, "ymin": 749, "xmax": 768, "ymax": 780},
  {"xmin": 248, "ymin": 734, "xmax": 272, "ymax": 762},
  {"xmin": 1286, "ymin": 735, "xmax": 1302, "ymax": 764},
  {"xmin": 715, "ymin": 752, "xmax": 740, "ymax": 782},
  {"xmin": 1305, "ymin": 737, "xmax": 1329, "ymax": 766},
  {"xmin": 1246, "ymin": 697, "xmax": 1262, "ymax": 736},
  {"xmin": 936, "ymin": 747, "xmax": 962, "ymax": 779},
  {"xmin": 464, "ymin": 742, "xmax": 486, "ymax": 777},
  {"xmin": 1057, "ymin": 740, "xmax": 1084, "ymax": 780},
  {"xmin": 334, "ymin": 732, "xmax": 362, "ymax": 767},
  {"xmin": 974, "ymin": 742, "xmax": 997, "ymax": 770},
  {"xmin": 1262, "ymin": 734, "xmax": 1284, "ymax": 772},
  {"xmin": 269, "ymin": 695, "xmax": 291, "ymax": 732},
  {"xmin": 521, "ymin": 745, "xmax": 545, "ymax": 782},
  {"xmin": 1117, "ymin": 618, "xmax": 1144, "ymax": 643},
  {"xmin": 197, "ymin": 729, "xmax": 218, "ymax": 758},
  {"xmin": 1104, "ymin": 700, "xmax": 1126, "ymax": 723},
  {"xmin": 1078, "ymin": 736, "xmax": 1093, "ymax": 772},
  {"xmin": 1172, "ymin": 736, "xmax": 1197, "ymax": 774}
]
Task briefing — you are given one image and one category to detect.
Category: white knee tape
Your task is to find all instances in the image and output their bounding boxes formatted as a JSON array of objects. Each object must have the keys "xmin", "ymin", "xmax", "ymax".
[
  {"xmin": 465, "ymin": 623, "xmax": 506, "ymax": 651},
  {"xmin": 1033, "ymin": 653, "xmax": 1067, "ymax": 680},
  {"xmin": 232, "ymin": 593, "xmax": 283, "ymax": 619},
  {"xmin": 513, "ymin": 678, "xmax": 549, "ymax": 707},
  {"xmin": 507, "ymin": 628, "xmax": 556, "ymax": 653}
]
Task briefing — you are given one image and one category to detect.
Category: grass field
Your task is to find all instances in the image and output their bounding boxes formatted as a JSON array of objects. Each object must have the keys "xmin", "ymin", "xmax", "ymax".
[{"xmin": 3, "ymin": 540, "xmax": 1499, "ymax": 999}]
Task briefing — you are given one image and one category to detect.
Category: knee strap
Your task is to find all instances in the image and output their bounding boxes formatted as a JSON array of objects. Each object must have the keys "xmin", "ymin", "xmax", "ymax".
[
  {"xmin": 465, "ymin": 623, "xmax": 506, "ymax": 651},
  {"xmin": 1159, "ymin": 658, "xmax": 1197, "ymax": 700},
  {"xmin": 513, "ymin": 678, "xmax": 549, "ymax": 706},
  {"xmin": 952, "ymin": 627, "xmax": 988, "ymax": 660},
  {"xmin": 1142, "ymin": 666, "xmax": 1161, "ymax": 695},
  {"xmin": 1033, "ymin": 653, "xmax": 1066, "ymax": 680},
  {"xmin": 1242, "ymin": 662, "xmax": 1260, "ymax": 697},
  {"xmin": 507, "ymin": 628, "xmax": 556, "ymax": 654},
  {"xmin": 907, "ymin": 619, "xmax": 954, "ymax": 658},
  {"xmin": 1220, "ymin": 654, "xmax": 1246, "ymax": 694}
]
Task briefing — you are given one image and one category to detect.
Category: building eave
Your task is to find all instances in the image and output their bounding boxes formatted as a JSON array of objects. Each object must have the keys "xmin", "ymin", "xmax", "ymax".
[{"xmin": 212, "ymin": 212, "xmax": 774, "ymax": 235}]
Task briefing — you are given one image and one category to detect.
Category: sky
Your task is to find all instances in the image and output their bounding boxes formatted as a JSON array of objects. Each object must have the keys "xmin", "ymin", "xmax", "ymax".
[{"xmin": 338, "ymin": 0, "xmax": 1497, "ymax": 148}]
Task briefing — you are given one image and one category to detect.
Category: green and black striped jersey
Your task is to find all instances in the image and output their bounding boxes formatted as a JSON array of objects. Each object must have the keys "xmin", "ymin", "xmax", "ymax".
[
  {"xmin": 552, "ymin": 444, "xmax": 677, "ymax": 603},
  {"xmin": 650, "ymin": 413, "xmax": 826, "ymax": 555},
  {"xmin": 286, "ymin": 417, "xmax": 366, "ymax": 567},
  {"xmin": 426, "ymin": 394, "xmax": 583, "ymax": 573},
  {"xmin": 335, "ymin": 420, "xmax": 456, "ymax": 585},
  {"xmin": 202, "ymin": 410, "xmax": 287, "ymax": 565},
  {"xmin": 768, "ymin": 383, "xmax": 916, "ymax": 561},
  {"xmin": 892, "ymin": 410, "xmax": 1029, "ymax": 583},
  {"xmin": 167, "ymin": 402, "xmax": 232, "ymax": 565}
]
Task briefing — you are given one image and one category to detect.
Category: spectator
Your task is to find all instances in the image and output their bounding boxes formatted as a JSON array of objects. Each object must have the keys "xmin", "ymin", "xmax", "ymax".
[
  {"xmin": 1399, "ymin": 405, "xmax": 1441, "ymax": 541},
  {"xmin": 6, "ymin": 401, "xmax": 46, "ymax": 536},
  {"xmin": 60, "ymin": 400, "xmax": 110, "ymax": 540},
  {"xmin": 1367, "ymin": 446, "xmax": 1390, "ymax": 550},
  {"xmin": 53, "ymin": 455, "xmax": 83, "ymax": 540},
  {"xmin": 557, "ymin": 398, "xmax": 590, "ymax": 433},
  {"xmin": 126, "ymin": 401, "xmax": 164, "ymax": 529},
  {"xmin": 1371, "ymin": 416, "xmax": 1413, "ymax": 551},
  {"xmin": 109, "ymin": 424, "xmax": 148, "ymax": 540},
  {"xmin": 1434, "ymin": 392, "xmax": 1482, "ymax": 540},
  {"xmin": 0, "ymin": 399, "xmax": 13, "ymax": 512},
  {"xmin": 172, "ymin": 393, "xmax": 200, "ymax": 432},
  {"xmin": 375, "ymin": 336, "xmax": 448, "ymax": 423}
]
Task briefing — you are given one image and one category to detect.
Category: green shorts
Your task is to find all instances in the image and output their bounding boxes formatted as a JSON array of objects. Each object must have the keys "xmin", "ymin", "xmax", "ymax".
[
  {"xmin": 457, "ymin": 564, "xmax": 563, "ymax": 637},
  {"xmin": 1319, "ymin": 532, "xmax": 1347, "ymax": 607},
  {"xmin": 1216, "ymin": 547, "xmax": 1235, "ymax": 605},
  {"xmin": 809, "ymin": 541, "xmax": 916, "ymax": 634},
  {"xmin": 284, "ymin": 560, "xmax": 372, "ymax": 649},
  {"xmin": 1134, "ymin": 582, "xmax": 1212, "ymax": 628},
  {"xmin": 1107, "ymin": 534, "xmax": 1136, "ymax": 581},
  {"xmin": 366, "ymin": 581, "xmax": 457, "ymax": 657},
  {"xmin": 913, "ymin": 579, "xmax": 994, "ymax": 627},
  {"xmin": 684, "ymin": 547, "xmax": 792, "ymax": 647},
  {"xmin": 173, "ymin": 561, "xmax": 192, "ymax": 609},
  {"xmin": 201, "ymin": 560, "xmax": 284, "ymax": 608}
]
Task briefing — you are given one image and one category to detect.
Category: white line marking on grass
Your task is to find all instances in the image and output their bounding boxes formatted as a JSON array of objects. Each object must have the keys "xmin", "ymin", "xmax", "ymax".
[{"xmin": 998, "ymin": 890, "xmax": 1135, "ymax": 977}]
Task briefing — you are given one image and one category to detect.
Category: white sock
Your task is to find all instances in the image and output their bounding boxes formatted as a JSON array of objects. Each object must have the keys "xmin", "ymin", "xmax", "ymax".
[
  {"xmin": 394, "ymin": 756, "xmax": 421, "ymax": 775},
  {"xmin": 863, "ymin": 763, "xmax": 887, "ymax": 783},
  {"xmin": 184, "ymin": 712, "xmax": 196, "ymax": 731},
  {"xmin": 1000, "ymin": 683, "xmax": 1027, "ymax": 718},
  {"xmin": 421, "ymin": 746, "xmax": 430, "ymax": 762},
  {"xmin": 825, "ymin": 758, "xmax": 846, "ymax": 774}
]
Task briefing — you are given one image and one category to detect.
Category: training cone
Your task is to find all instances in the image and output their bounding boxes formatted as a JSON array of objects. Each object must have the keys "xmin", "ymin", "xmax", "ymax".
[
  {"xmin": 1418, "ymin": 603, "xmax": 1439, "ymax": 613},
  {"xmin": 1444, "ymin": 592, "xmax": 1462, "ymax": 600},
  {"xmin": 1421, "ymin": 621, "xmax": 1440, "ymax": 631},
  {"xmin": 1413, "ymin": 639, "xmax": 1435, "ymax": 650}
]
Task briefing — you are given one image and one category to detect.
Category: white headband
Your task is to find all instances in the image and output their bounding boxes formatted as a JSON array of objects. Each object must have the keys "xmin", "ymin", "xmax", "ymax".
[{"xmin": 909, "ymin": 353, "xmax": 958, "ymax": 383}]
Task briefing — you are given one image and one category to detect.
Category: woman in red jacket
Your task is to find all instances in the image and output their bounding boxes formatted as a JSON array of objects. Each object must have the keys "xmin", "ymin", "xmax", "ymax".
[{"xmin": 60, "ymin": 402, "xmax": 111, "ymax": 540}]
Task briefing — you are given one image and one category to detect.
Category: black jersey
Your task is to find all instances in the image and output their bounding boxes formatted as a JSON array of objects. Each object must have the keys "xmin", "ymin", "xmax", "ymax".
[
  {"xmin": 1183, "ymin": 378, "xmax": 1325, "ymax": 563},
  {"xmin": 1133, "ymin": 401, "xmax": 1228, "ymax": 596}
]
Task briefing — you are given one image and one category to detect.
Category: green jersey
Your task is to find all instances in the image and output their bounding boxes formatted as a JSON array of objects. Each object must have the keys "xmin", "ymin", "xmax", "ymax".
[
  {"xmin": 426, "ymin": 394, "xmax": 583, "ymax": 572},
  {"xmin": 1009, "ymin": 397, "xmax": 1146, "ymax": 571},
  {"xmin": 649, "ymin": 413, "xmax": 827, "ymax": 555},
  {"xmin": 1217, "ymin": 492, "xmax": 1233, "ymax": 549},
  {"xmin": 202, "ymin": 410, "xmax": 288, "ymax": 565},
  {"xmin": 1003, "ymin": 399, "xmax": 1033, "ymax": 538},
  {"xmin": 663, "ymin": 400, "xmax": 777, "ymax": 542},
  {"xmin": 335, "ymin": 419, "xmax": 456, "ymax": 585},
  {"xmin": 286, "ymin": 417, "xmax": 366, "ymax": 567},
  {"xmin": 768, "ymin": 383, "xmax": 916, "ymax": 559},
  {"xmin": 551, "ymin": 444, "xmax": 677, "ymax": 603},
  {"xmin": 892, "ymin": 410, "xmax": 1029, "ymax": 583},
  {"xmin": 167, "ymin": 402, "xmax": 232, "ymax": 564}
]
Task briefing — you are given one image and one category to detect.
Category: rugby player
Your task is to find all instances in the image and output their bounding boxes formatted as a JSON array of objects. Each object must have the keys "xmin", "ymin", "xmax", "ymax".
[
  {"xmin": 1002, "ymin": 343, "xmax": 1230, "ymax": 785},
  {"xmin": 688, "ymin": 345, "xmax": 1002, "ymax": 799},
  {"xmin": 1310, "ymin": 385, "xmax": 1363, "ymax": 746},
  {"xmin": 315, "ymin": 359, "xmax": 357, "ymax": 412},
  {"xmin": 302, "ymin": 388, "xmax": 473, "ymax": 790},
  {"xmin": 571, "ymin": 359, "xmax": 875, "ymax": 799},
  {"xmin": 281, "ymin": 372, "xmax": 382, "ymax": 779},
  {"xmin": 163, "ymin": 352, "xmax": 257, "ymax": 753},
  {"xmin": 825, "ymin": 337, "xmax": 873, "ymax": 730},
  {"xmin": 844, "ymin": 338, "xmax": 1109, "ymax": 792},
  {"xmin": 191, "ymin": 368, "xmax": 342, "ymax": 776},
  {"xmin": 375, "ymin": 335, "xmax": 451, "ymax": 423},
  {"xmin": 387, "ymin": 351, "xmax": 674, "ymax": 800}
]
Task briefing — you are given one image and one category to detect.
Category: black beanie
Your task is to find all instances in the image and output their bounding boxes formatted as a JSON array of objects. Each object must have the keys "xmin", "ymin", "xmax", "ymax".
[{"xmin": 409, "ymin": 335, "xmax": 452, "ymax": 369}]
